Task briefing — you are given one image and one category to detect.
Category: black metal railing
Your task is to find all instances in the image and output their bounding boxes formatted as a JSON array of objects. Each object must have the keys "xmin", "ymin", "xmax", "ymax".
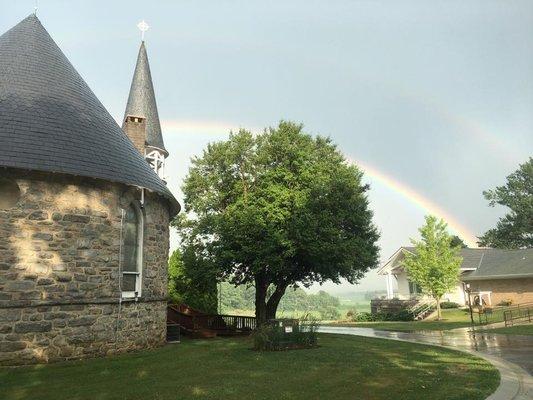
[
  {"xmin": 503, "ymin": 303, "xmax": 533, "ymax": 327},
  {"xmin": 472, "ymin": 302, "xmax": 533, "ymax": 325}
]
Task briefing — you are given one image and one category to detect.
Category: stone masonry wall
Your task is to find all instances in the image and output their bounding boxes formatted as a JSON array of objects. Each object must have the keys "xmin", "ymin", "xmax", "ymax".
[{"xmin": 0, "ymin": 169, "xmax": 171, "ymax": 365}]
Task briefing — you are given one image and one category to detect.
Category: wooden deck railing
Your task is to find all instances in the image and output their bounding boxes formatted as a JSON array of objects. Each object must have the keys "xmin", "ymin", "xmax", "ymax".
[{"xmin": 167, "ymin": 304, "xmax": 256, "ymax": 333}]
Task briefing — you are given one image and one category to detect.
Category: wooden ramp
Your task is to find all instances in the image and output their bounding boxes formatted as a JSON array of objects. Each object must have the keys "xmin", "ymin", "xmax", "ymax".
[{"xmin": 167, "ymin": 304, "xmax": 256, "ymax": 339}]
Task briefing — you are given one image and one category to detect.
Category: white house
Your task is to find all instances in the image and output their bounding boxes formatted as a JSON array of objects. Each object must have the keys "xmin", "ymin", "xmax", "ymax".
[{"xmin": 377, "ymin": 247, "xmax": 533, "ymax": 307}]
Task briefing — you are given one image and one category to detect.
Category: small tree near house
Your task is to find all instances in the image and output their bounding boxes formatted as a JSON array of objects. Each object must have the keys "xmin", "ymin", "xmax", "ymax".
[{"xmin": 401, "ymin": 216, "xmax": 462, "ymax": 320}]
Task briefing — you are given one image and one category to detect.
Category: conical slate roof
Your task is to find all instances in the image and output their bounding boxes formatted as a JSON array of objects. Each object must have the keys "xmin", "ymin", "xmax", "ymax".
[
  {"xmin": 123, "ymin": 41, "xmax": 167, "ymax": 154},
  {"xmin": 0, "ymin": 15, "xmax": 179, "ymax": 213}
]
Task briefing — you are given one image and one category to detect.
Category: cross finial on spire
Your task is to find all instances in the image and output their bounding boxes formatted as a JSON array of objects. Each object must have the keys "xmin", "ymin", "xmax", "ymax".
[
  {"xmin": 137, "ymin": 20, "xmax": 149, "ymax": 41},
  {"xmin": 34, "ymin": 0, "xmax": 38, "ymax": 15}
]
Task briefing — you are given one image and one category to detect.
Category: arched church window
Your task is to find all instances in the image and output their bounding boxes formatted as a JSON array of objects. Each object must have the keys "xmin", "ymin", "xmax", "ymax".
[
  {"xmin": 122, "ymin": 202, "xmax": 143, "ymax": 298},
  {"xmin": 0, "ymin": 178, "xmax": 21, "ymax": 209}
]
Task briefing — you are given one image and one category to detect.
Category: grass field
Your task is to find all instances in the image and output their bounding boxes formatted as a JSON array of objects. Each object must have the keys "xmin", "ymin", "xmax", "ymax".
[
  {"xmin": 0, "ymin": 334, "xmax": 499, "ymax": 400},
  {"xmin": 328, "ymin": 309, "xmax": 480, "ymax": 331},
  {"xmin": 338, "ymin": 299, "xmax": 371, "ymax": 315},
  {"xmin": 478, "ymin": 323, "xmax": 533, "ymax": 336}
]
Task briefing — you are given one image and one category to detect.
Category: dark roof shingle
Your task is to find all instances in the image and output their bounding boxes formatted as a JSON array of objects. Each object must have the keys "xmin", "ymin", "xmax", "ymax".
[
  {"xmin": 402, "ymin": 247, "xmax": 533, "ymax": 278},
  {"xmin": 123, "ymin": 42, "xmax": 166, "ymax": 153},
  {"xmin": 0, "ymin": 15, "xmax": 179, "ymax": 214}
]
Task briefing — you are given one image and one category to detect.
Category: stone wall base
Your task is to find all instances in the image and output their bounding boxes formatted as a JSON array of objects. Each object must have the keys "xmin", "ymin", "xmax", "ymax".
[
  {"xmin": 370, "ymin": 299, "xmax": 418, "ymax": 314},
  {"xmin": 0, "ymin": 300, "xmax": 166, "ymax": 366}
]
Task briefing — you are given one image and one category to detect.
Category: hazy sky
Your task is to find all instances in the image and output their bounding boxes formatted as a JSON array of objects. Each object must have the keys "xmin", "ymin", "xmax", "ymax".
[{"xmin": 2, "ymin": 1, "xmax": 532, "ymax": 293}]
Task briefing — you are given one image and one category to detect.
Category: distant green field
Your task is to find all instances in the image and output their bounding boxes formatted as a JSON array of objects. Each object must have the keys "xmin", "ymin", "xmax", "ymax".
[
  {"xmin": 222, "ymin": 300, "xmax": 371, "ymax": 320},
  {"xmin": 338, "ymin": 300, "xmax": 370, "ymax": 315},
  {"xmin": 220, "ymin": 288, "xmax": 377, "ymax": 320}
]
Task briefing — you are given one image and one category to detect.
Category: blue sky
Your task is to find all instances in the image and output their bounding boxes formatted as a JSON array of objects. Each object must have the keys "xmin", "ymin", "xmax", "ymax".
[{"xmin": 2, "ymin": 1, "xmax": 532, "ymax": 293}]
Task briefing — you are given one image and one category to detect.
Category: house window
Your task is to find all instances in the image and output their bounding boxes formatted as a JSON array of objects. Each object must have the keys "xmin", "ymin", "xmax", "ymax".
[
  {"xmin": 122, "ymin": 202, "xmax": 143, "ymax": 298},
  {"xmin": 408, "ymin": 281, "xmax": 420, "ymax": 295}
]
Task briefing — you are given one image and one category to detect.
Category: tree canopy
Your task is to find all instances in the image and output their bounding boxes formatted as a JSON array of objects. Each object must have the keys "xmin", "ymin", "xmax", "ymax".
[
  {"xmin": 450, "ymin": 235, "xmax": 468, "ymax": 248},
  {"xmin": 401, "ymin": 215, "xmax": 462, "ymax": 320},
  {"xmin": 168, "ymin": 248, "xmax": 218, "ymax": 313},
  {"xmin": 478, "ymin": 157, "xmax": 533, "ymax": 249},
  {"xmin": 174, "ymin": 121, "xmax": 379, "ymax": 323}
]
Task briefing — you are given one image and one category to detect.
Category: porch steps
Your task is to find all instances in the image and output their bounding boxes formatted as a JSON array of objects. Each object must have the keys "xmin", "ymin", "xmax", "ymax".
[{"xmin": 409, "ymin": 300, "xmax": 436, "ymax": 320}]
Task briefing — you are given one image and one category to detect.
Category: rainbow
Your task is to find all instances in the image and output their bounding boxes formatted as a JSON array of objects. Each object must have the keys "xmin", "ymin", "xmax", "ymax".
[
  {"xmin": 350, "ymin": 158, "xmax": 479, "ymax": 247},
  {"xmin": 336, "ymin": 75, "xmax": 524, "ymax": 162},
  {"xmin": 161, "ymin": 119, "xmax": 261, "ymax": 135},
  {"xmin": 160, "ymin": 118, "xmax": 480, "ymax": 247},
  {"xmin": 412, "ymin": 96, "xmax": 519, "ymax": 162}
]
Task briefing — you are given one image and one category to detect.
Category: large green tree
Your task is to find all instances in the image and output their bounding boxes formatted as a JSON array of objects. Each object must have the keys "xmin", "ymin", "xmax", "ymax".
[
  {"xmin": 175, "ymin": 121, "xmax": 379, "ymax": 324},
  {"xmin": 478, "ymin": 157, "xmax": 533, "ymax": 248},
  {"xmin": 401, "ymin": 216, "xmax": 462, "ymax": 320}
]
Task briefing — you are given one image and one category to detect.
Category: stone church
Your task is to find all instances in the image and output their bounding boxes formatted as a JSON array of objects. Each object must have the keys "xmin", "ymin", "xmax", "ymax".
[{"xmin": 0, "ymin": 14, "xmax": 179, "ymax": 365}]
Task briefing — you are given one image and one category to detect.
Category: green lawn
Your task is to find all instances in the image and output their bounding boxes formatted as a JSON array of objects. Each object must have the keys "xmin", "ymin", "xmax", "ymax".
[
  {"xmin": 328, "ymin": 309, "xmax": 479, "ymax": 331},
  {"xmin": 478, "ymin": 323, "xmax": 533, "ymax": 336},
  {"xmin": 0, "ymin": 334, "xmax": 499, "ymax": 400}
]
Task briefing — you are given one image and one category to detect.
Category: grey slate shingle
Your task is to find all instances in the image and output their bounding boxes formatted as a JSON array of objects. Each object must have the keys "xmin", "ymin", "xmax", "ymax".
[
  {"xmin": 0, "ymin": 14, "xmax": 179, "ymax": 214},
  {"xmin": 123, "ymin": 41, "xmax": 166, "ymax": 153},
  {"xmin": 403, "ymin": 247, "xmax": 533, "ymax": 278},
  {"xmin": 461, "ymin": 248, "xmax": 533, "ymax": 279}
]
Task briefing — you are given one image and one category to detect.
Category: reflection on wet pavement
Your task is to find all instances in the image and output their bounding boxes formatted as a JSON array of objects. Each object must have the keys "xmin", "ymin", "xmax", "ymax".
[{"xmin": 318, "ymin": 326, "xmax": 533, "ymax": 375}]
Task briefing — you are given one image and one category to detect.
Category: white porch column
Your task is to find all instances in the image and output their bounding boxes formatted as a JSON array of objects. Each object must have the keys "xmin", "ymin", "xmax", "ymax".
[{"xmin": 386, "ymin": 272, "xmax": 394, "ymax": 299}]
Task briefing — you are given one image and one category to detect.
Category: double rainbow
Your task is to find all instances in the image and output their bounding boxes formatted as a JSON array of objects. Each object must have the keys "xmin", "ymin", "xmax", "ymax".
[{"xmin": 162, "ymin": 119, "xmax": 480, "ymax": 247}]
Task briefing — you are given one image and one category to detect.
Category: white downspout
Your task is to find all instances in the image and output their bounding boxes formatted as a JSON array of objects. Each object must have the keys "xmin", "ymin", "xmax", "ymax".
[{"xmin": 115, "ymin": 208, "xmax": 125, "ymax": 345}]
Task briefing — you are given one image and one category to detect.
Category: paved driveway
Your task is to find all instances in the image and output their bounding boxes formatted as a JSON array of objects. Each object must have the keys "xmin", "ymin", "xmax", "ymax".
[{"xmin": 318, "ymin": 325, "xmax": 533, "ymax": 399}]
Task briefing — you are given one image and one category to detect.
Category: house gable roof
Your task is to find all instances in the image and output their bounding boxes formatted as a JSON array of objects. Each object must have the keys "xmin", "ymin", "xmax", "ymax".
[
  {"xmin": 379, "ymin": 246, "xmax": 533, "ymax": 279},
  {"xmin": 0, "ymin": 15, "xmax": 179, "ymax": 214},
  {"xmin": 461, "ymin": 248, "xmax": 533, "ymax": 280}
]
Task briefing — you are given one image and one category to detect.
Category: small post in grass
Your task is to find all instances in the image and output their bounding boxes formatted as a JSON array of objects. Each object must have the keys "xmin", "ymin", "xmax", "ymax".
[{"xmin": 463, "ymin": 282, "xmax": 475, "ymax": 327}]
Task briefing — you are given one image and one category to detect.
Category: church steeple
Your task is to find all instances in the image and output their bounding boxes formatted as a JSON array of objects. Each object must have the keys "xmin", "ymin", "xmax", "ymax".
[{"xmin": 123, "ymin": 22, "xmax": 167, "ymax": 182}]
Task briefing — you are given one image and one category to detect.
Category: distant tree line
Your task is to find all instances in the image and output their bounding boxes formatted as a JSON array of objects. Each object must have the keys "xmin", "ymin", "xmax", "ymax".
[{"xmin": 220, "ymin": 283, "xmax": 341, "ymax": 320}]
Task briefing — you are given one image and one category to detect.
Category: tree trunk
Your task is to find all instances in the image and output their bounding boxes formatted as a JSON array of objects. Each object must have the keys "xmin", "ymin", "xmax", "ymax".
[
  {"xmin": 255, "ymin": 276, "xmax": 268, "ymax": 326},
  {"xmin": 436, "ymin": 296, "xmax": 442, "ymax": 320},
  {"xmin": 266, "ymin": 284, "xmax": 288, "ymax": 321}
]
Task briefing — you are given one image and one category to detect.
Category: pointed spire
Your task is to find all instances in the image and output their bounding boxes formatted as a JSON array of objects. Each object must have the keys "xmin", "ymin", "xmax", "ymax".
[{"xmin": 123, "ymin": 41, "xmax": 167, "ymax": 155}]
